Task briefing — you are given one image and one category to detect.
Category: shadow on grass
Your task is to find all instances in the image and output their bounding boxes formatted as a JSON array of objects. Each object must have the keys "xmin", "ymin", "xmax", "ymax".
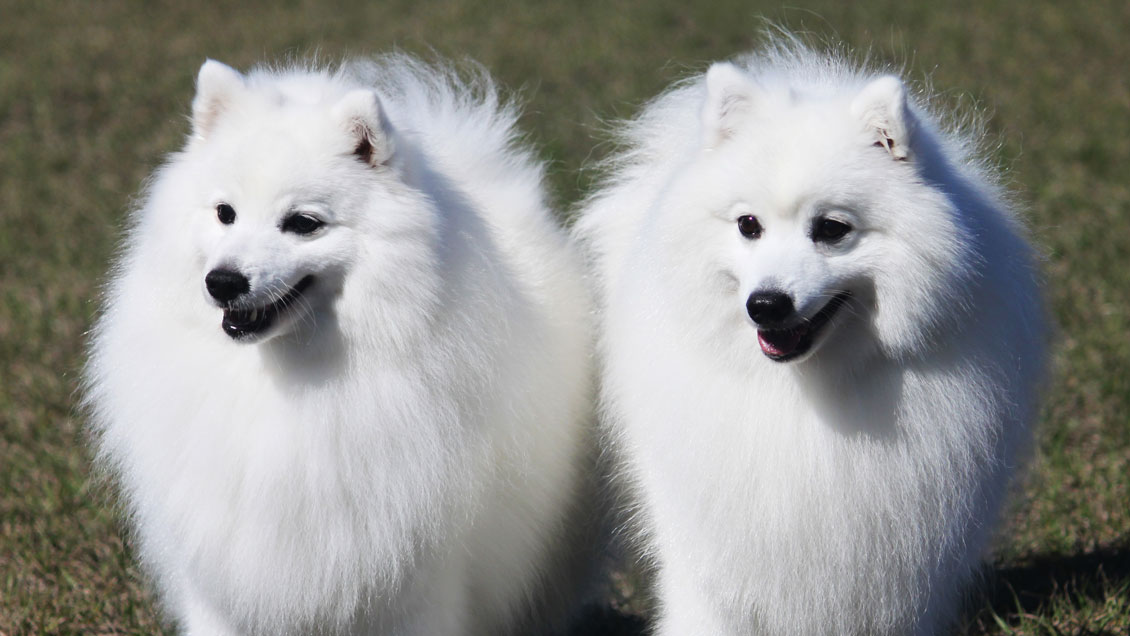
[
  {"xmin": 966, "ymin": 542, "xmax": 1130, "ymax": 633},
  {"xmin": 568, "ymin": 544, "xmax": 1130, "ymax": 636},
  {"xmin": 989, "ymin": 545, "xmax": 1130, "ymax": 608},
  {"xmin": 567, "ymin": 605, "xmax": 650, "ymax": 636}
]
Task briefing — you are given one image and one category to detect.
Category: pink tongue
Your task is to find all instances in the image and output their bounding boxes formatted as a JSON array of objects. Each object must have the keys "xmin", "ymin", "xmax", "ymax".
[{"xmin": 758, "ymin": 329, "xmax": 802, "ymax": 357}]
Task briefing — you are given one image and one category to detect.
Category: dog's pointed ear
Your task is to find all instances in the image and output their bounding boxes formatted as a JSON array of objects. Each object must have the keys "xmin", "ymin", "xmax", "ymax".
[
  {"xmin": 333, "ymin": 89, "xmax": 394, "ymax": 167},
  {"xmin": 851, "ymin": 75, "xmax": 915, "ymax": 161},
  {"xmin": 702, "ymin": 62, "xmax": 757, "ymax": 148},
  {"xmin": 192, "ymin": 60, "xmax": 245, "ymax": 143}
]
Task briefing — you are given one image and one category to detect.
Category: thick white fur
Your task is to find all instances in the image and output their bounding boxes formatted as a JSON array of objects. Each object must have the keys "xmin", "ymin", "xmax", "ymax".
[
  {"xmin": 84, "ymin": 57, "xmax": 597, "ymax": 635},
  {"xmin": 576, "ymin": 38, "xmax": 1047, "ymax": 636}
]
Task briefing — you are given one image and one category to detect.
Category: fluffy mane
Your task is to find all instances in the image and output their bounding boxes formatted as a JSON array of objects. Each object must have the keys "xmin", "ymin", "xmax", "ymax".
[
  {"xmin": 577, "ymin": 32, "xmax": 1017, "ymax": 274},
  {"xmin": 575, "ymin": 31, "xmax": 1047, "ymax": 636},
  {"xmin": 82, "ymin": 55, "xmax": 595, "ymax": 635}
]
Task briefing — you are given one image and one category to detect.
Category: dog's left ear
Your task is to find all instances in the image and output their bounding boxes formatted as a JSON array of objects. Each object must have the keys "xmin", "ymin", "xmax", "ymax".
[
  {"xmin": 851, "ymin": 75, "xmax": 915, "ymax": 161},
  {"xmin": 333, "ymin": 89, "xmax": 394, "ymax": 167},
  {"xmin": 192, "ymin": 60, "xmax": 245, "ymax": 143},
  {"xmin": 701, "ymin": 62, "xmax": 758, "ymax": 148}
]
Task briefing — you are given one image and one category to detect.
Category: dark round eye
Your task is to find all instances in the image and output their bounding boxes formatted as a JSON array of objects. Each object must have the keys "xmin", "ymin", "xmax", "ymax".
[
  {"xmin": 737, "ymin": 215, "xmax": 763, "ymax": 239},
  {"xmin": 813, "ymin": 218, "xmax": 851, "ymax": 243},
  {"xmin": 281, "ymin": 213, "xmax": 325, "ymax": 235},
  {"xmin": 216, "ymin": 203, "xmax": 236, "ymax": 225}
]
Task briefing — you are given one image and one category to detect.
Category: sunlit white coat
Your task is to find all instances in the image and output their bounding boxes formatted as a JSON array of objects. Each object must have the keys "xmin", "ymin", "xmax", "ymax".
[
  {"xmin": 576, "ymin": 39, "xmax": 1047, "ymax": 636},
  {"xmin": 85, "ymin": 57, "xmax": 597, "ymax": 635}
]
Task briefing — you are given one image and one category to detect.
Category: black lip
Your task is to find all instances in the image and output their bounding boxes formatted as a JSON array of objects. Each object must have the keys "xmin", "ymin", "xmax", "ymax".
[
  {"xmin": 221, "ymin": 275, "xmax": 314, "ymax": 340},
  {"xmin": 757, "ymin": 292, "xmax": 851, "ymax": 362}
]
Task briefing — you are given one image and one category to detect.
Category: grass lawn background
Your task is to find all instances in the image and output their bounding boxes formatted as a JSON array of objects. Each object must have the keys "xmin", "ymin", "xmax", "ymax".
[{"xmin": 1, "ymin": 1, "xmax": 1127, "ymax": 633}]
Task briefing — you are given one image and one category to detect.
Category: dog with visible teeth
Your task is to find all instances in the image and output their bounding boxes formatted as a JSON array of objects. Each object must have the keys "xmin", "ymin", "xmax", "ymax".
[
  {"xmin": 84, "ymin": 57, "xmax": 599, "ymax": 635},
  {"xmin": 576, "ymin": 36, "xmax": 1048, "ymax": 636}
]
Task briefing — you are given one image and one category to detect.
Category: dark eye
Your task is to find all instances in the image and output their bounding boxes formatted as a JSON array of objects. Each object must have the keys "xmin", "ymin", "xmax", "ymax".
[
  {"xmin": 812, "ymin": 218, "xmax": 851, "ymax": 243},
  {"xmin": 737, "ymin": 215, "xmax": 763, "ymax": 239},
  {"xmin": 281, "ymin": 213, "xmax": 325, "ymax": 235},
  {"xmin": 216, "ymin": 203, "xmax": 236, "ymax": 225}
]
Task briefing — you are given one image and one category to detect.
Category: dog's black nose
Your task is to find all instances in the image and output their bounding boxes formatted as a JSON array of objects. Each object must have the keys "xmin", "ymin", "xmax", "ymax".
[
  {"xmin": 205, "ymin": 268, "xmax": 250, "ymax": 302},
  {"xmin": 746, "ymin": 290, "xmax": 795, "ymax": 325}
]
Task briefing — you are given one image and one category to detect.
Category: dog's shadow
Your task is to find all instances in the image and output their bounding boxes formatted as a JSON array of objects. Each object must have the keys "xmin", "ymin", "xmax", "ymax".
[
  {"xmin": 566, "ymin": 605, "xmax": 649, "ymax": 636},
  {"xmin": 568, "ymin": 544, "xmax": 1130, "ymax": 635},
  {"xmin": 963, "ymin": 544, "xmax": 1130, "ymax": 633}
]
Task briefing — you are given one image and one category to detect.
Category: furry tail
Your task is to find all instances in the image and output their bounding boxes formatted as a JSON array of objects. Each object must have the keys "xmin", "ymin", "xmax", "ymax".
[{"xmin": 344, "ymin": 56, "xmax": 550, "ymax": 222}]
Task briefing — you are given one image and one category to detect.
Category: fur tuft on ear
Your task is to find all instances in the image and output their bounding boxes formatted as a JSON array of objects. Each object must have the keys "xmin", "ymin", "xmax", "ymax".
[
  {"xmin": 332, "ymin": 89, "xmax": 394, "ymax": 167},
  {"xmin": 851, "ymin": 75, "xmax": 915, "ymax": 161},
  {"xmin": 702, "ymin": 62, "xmax": 758, "ymax": 148},
  {"xmin": 192, "ymin": 60, "xmax": 245, "ymax": 143}
]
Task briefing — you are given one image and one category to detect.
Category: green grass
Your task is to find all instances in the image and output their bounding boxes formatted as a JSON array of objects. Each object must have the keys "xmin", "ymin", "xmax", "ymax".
[{"xmin": 2, "ymin": 1, "xmax": 1127, "ymax": 633}]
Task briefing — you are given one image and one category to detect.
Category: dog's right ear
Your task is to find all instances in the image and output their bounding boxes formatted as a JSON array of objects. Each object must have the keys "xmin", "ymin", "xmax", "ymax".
[
  {"xmin": 333, "ymin": 89, "xmax": 394, "ymax": 167},
  {"xmin": 851, "ymin": 75, "xmax": 915, "ymax": 161},
  {"xmin": 702, "ymin": 62, "xmax": 757, "ymax": 148},
  {"xmin": 192, "ymin": 60, "xmax": 245, "ymax": 143}
]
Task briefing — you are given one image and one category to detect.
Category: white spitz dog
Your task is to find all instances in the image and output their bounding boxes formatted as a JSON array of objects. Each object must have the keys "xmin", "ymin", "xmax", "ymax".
[
  {"xmin": 84, "ymin": 57, "xmax": 597, "ymax": 635},
  {"xmin": 576, "ymin": 38, "xmax": 1047, "ymax": 635}
]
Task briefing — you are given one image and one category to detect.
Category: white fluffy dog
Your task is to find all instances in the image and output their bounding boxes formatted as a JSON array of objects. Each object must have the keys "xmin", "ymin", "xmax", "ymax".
[
  {"xmin": 576, "ymin": 38, "xmax": 1047, "ymax": 635},
  {"xmin": 84, "ymin": 57, "xmax": 598, "ymax": 635}
]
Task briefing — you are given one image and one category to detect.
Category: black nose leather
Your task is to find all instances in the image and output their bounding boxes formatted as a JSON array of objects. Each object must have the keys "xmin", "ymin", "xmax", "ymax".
[
  {"xmin": 205, "ymin": 268, "xmax": 250, "ymax": 302},
  {"xmin": 746, "ymin": 290, "xmax": 795, "ymax": 325}
]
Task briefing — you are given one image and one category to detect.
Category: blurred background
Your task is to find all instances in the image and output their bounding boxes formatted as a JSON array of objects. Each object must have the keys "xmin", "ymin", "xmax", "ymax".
[{"xmin": 2, "ymin": 1, "xmax": 1128, "ymax": 633}]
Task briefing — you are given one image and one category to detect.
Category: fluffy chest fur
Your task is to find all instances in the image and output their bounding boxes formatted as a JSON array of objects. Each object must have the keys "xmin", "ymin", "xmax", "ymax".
[
  {"xmin": 92, "ymin": 310, "xmax": 487, "ymax": 628},
  {"xmin": 605, "ymin": 307, "xmax": 1016, "ymax": 633}
]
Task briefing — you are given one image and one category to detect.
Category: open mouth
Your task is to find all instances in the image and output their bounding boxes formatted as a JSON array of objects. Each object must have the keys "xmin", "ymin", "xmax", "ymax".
[
  {"xmin": 756, "ymin": 292, "xmax": 851, "ymax": 362},
  {"xmin": 221, "ymin": 275, "xmax": 314, "ymax": 340}
]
